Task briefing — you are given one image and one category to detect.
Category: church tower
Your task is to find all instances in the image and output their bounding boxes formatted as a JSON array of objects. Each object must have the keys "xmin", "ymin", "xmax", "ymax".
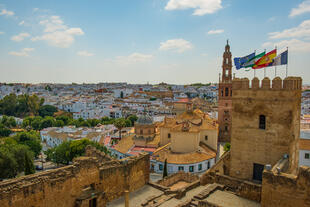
[{"xmin": 218, "ymin": 40, "xmax": 233, "ymax": 143}]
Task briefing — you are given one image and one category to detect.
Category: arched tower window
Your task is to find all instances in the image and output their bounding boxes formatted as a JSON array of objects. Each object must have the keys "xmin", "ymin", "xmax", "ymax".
[
  {"xmin": 140, "ymin": 129, "xmax": 143, "ymax": 134},
  {"xmin": 225, "ymin": 87, "xmax": 229, "ymax": 96},
  {"xmin": 259, "ymin": 115, "xmax": 266, "ymax": 129},
  {"xmin": 226, "ymin": 58, "xmax": 228, "ymax": 64},
  {"xmin": 221, "ymin": 90, "xmax": 223, "ymax": 97}
]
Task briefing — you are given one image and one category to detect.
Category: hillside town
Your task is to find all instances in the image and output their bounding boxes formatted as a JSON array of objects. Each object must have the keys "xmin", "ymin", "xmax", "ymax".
[{"xmin": 1, "ymin": 0, "xmax": 310, "ymax": 206}]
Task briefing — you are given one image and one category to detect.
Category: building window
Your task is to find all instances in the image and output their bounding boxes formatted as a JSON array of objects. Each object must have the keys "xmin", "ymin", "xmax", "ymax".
[
  {"xmin": 221, "ymin": 90, "xmax": 223, "ymax": 97},
  {"xmin": 224, "ymin": 125, "xmax": 228, "ymax": 132},
  {"xmin": 224, "ymin": 110, "xmax": 229, "ymax": 115},
  {"xmin": 305, "ymin": 153, "xmax": 310, "ymax": 159},
  {"xmin": 225, "ymin": 69, "xmax": 229, "ymax": 77},
  {"xmin": 159, "ymin": 164, "xmax": 163, "ymax": 171},
  {"xmin": 226, "ymin": 58, "xmax": 228, "ymax": 64},
  {"xmin": 189, "ymin": 166, "xmax": 194, "ymax": 172},
  {"xmin": 207, "ymin": 161, "xmax": 210, "ymax": 169},
  {"xmin": 168, "ymin": 133, "xmax": 171, "ymax": 138},
  {"xmin": 148, "ymin": 129, "xmax": 151, "ymax": 134},
  {"xmin": 225, "ymin": 87, "xmax": 229, "ymax": 96},
  {"xmin": 205, "ymin": 135, "xmax": 208, "ymax": 141},
  {"xmin": 178, "ymin": 166, "xmax": 184, "ymax": 171},
  {"xmin": 140, "ymin": 129, "xmax": 143, "ymax": 134},
  {"xmin": 198, "ymin": 164, "xmax": 202, "ymax": 171},
  {"xmin": 259, "ymin": 115, "xmax": 266, "ymax": 130}
]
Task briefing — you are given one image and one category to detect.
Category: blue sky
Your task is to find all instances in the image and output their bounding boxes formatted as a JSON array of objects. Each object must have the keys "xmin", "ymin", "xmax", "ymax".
[{"xmin": 1, "ymin": 0, "xmax": 310, "ymax": 84}]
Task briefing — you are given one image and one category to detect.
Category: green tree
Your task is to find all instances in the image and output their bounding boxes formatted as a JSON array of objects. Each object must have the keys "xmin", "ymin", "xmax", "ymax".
[
  {"xmin": 40, "ymin": 116, "xmax": 56, "ymax": 129},
  {"xmin": 0, "ymin": 124, "xmax": 12, "ymax": 137},
  {"xmin": 0, "ymin": 115, "xmax": 17, "ymax": 128},
  {"xmin": 46, "ymin": 139, "xmax": 110, "ymax": 165},
  {"xmin": 38, "ymin": 105, "xmax": 58, "ymax": 117},
  {"xmin": 31, "ymin": 116, "xmax": 43, "ymax": 130},
  {"xmin": 224, "ymin": 143, "xmax": 231, "ymax": 152},
  {"xmin": 127, "ymin": 115, "xmax": 138, "ymax": 126},
  {"xmin": 114, "ymin": 118, "xmax": 126, "ymax": 139},
  {"xmin": 55, "ymin": 119, "xmax": 65, "ymax": 127},
  {"xmin": 0, "ymin": 138, "xmax": 35, "ymax": 179},
  {"xmin": 0, "ymin": 94, "xmax": 18, "ymax": 116},
  {"xmin": 163, "ymin": 159, "xmax": 168, "ymax": 178},
  {"xmin": 24, "ymin": 151, "xmax": 35, "ymax": 175},
  {"xmin": 56, "ymin": 115, "xmax": 71, "ymax": 125},
  {"xmin": 14, "ymin": 131, "xmax": 42, "ymax": 158}
]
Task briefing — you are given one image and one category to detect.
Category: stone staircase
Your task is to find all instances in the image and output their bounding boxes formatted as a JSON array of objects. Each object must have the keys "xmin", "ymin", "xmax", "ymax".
[{"xmin": 176, "ymin": 183, "xmax": 225, "ymax": 207}]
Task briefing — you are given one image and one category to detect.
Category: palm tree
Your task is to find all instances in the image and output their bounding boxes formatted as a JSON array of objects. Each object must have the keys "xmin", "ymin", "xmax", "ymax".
[{"xmin": 114, "ymin": 118, "xmax": 126, "ymax": 139}]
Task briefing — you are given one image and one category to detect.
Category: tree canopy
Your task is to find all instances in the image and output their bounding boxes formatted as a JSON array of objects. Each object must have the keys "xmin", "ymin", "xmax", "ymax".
[{"xmin": 45, "ymin": 139, "xmax": 110, "ymax": 165}]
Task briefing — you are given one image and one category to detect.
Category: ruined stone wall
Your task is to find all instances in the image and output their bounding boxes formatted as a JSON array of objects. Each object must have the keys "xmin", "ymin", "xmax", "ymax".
[
  {"xmin": 200, "ymin": 151, "xmax": 230, "ymax": 185},
  {"xmin": 261, "ymin": 166, "xmax": 310, "ymax": 207},
  {"xmin": 0, "ymin": 149, "xmax": 150, "ymax": 207},
  {"xmin": 157, "ymin": 171, "xmax": 199, "ymax": 187},
  {"xmin": 230, "ymin": 77, "xmax": 302, "ymax": 180}
]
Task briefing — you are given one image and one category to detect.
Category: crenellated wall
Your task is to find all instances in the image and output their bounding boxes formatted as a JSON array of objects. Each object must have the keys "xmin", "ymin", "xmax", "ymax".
[
  {"xmin": 261, "ymin": 166, "xmax": 310, "ymax": 207},
  {"xmin": 230, "ymin": 76, "xmax": 302, "ymax": 180},
  {"xmin": 232, "ymin": 76, "xmax": 302, "ymax": 90},
  {"xmin": 0, "ymin": 147, "xmax": 150, "ymax": 207}
]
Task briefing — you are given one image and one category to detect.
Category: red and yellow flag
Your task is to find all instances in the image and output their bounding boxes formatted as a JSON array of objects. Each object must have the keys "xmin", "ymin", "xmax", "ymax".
[{"xmin": 253, "ymin": 49, "xmax": 277, "ymax": 69}]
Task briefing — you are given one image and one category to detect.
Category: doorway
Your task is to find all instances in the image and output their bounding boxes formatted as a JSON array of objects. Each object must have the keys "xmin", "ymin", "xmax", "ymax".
[{"xmin": 253, "ymin": 163, "xmax": 264, "ymax": 181}]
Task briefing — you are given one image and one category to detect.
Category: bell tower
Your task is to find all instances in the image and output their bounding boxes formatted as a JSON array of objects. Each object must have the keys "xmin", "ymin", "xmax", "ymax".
[{"xmin": 218, "ymin": 40, "xmax": 233, "ymax": 143}]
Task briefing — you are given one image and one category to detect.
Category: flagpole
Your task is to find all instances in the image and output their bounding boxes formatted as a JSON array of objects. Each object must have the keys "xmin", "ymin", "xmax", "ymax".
[
  {"xmin": 253, "ymin": 50, "xmax": 256, "ymax": 78},
  {"xmin": 275, "ymin": 46, "xmax": 277, "ymax": 77},
  {"xmin": 264, "ymin": 49, "xmax": 266, "ymax": 78},
  {"xmin": 286, "ymin": 47, "xmax": 288, "ymax": 77}
]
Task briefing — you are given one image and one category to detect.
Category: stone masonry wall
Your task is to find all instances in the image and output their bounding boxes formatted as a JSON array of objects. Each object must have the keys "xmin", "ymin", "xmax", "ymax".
[
  {"xmin": 230, "ymin": 77, "xmax": 301, "ymax": 180},
  {"xmin": 157, "ymin": 171, "xmax": 199, "ymax": 187},
  {"xmin": 261, "ymin": 166, "xmax": 310, "ymax": 207},
  {"xmin": 0, "ymin": 149, "xmax": 150, "ymax": 207}
]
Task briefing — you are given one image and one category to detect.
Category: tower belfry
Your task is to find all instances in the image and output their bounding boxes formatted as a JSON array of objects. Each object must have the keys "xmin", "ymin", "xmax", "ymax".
[{"xmin": 218, "ymin": 40, "xmax": 233, "ymax": 143}]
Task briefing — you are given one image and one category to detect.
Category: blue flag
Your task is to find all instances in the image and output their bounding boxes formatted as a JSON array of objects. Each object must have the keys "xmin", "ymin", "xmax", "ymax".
[
  {"xmin": 270, "ymin": 50, "xmax": 288, "ymax": 66},
  {"xmin": 234, "ymin": 52, "xmax": 255, "ymax": 70}
]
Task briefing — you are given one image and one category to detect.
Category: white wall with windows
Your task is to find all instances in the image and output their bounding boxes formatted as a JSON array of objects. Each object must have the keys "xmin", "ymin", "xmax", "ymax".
[
  {"xmin": 151, "ymin": 158, "xmax": 215, "ymax": 174},
  {"xmin": 299, "ymin": 149, "xmax": 310, "ymax": 167}
]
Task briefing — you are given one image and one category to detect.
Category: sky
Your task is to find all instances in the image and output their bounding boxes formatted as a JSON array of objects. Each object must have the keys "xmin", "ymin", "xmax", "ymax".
[{"xmin": 1, "ymin": 0, "xmax": 310, "ymax": 84}]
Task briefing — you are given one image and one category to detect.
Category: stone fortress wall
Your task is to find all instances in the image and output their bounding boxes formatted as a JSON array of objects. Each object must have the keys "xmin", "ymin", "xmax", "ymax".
[
  {"xmin": 0, "ymin": 146, "xmax": 150, "ymax": 207},
  {"xmin": 262, "ymin": 157, "xmax": 310, "ymax": 206},
  {"xmin": 230, "ymin": 76, "xmax": 302, "ymax": 180}
]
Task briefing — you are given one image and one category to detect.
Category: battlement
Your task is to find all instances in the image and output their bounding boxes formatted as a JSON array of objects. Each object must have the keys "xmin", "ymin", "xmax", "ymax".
[{"xmin": 232, "ymin": 76, "xmax": 302, "ymax": 90}]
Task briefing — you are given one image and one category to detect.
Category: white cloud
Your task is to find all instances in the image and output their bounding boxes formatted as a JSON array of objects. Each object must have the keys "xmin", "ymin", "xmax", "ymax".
[
  {"xmin": 0, "ymin": 31, "xmax": 4, "ymax": 35},
  {"xmin": 201, "ymin": 53, "xmax": 208, "ymax": 56},
  {"xmin": 262, "ymin": 39, "xmax": 310, "ymax": 52},
  {"xmin": 77, "ymin": 51, "xmax": 94, "ymax": 57},
  {"xmin": 207, "ymin": 29, "xmax": 224, "ymax": 34},
  {"xmin": 268, "ymin": 19, "xmax": 310, "ymax": 39},
  {"xmin": 11, "ymin": 33, "xmax": 31, "ymax": 42},
  {"xmin": 19, "ymin": 20, "xmax": 25, "ymax": 26},
  {"xmin": 290, "ymin": 0, "xmax": 310, "ymax": 17},
  {"xmin": 116, "ymin": 53, "xmax": 153, "ymax": 65},
  {"xmin": 159, "ymin": 38, "xmax": 193, "ymax": 53},
  {"xmin": 0, "ymin": 9, "xmax": 14, "ymax": 17},
  {"xmin": 165, "ymin": 0, "xmax": 222, "ymax": 16},
  {"xmin": 31, "ymin": 16, "xmax": 84, "ymax": 48},
  {"xmin": 9, "ymin": 48, "xmax": 35, "ymax": 57},
  {"xmin": 33, "ymin": 8, "xmax": 39, "ymax": 12}
]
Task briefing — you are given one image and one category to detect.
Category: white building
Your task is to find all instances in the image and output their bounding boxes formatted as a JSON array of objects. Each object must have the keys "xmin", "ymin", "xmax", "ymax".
[{"xmin": 299, "ymin": 130, "xmax": 310, "ymax": 167}]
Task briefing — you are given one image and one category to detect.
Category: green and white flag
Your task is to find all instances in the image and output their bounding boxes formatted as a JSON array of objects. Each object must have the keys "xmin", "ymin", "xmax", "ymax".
[{"xmin": 243, "ymin": 51, "xmax": 265, "ymax": 68}]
